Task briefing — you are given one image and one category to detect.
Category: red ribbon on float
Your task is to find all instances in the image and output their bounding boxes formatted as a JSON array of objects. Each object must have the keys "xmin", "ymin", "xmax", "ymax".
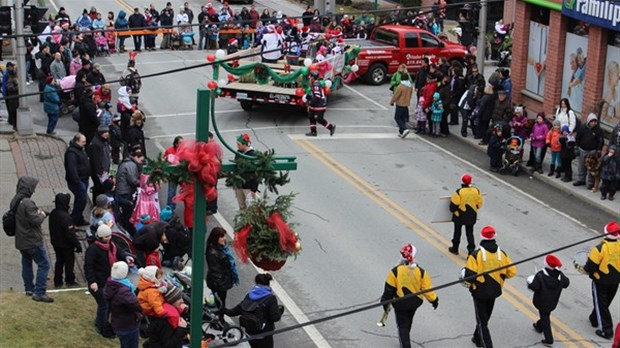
[{"xmin": 234, "ymin": 224, "xmax": 252, "ymax": 263}]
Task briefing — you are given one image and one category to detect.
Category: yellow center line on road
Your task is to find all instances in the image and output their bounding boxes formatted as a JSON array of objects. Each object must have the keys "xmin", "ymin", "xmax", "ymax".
[
  {"xmin": 113, "ymin": 0, "xmax": 133, "ymax": 13},
  {"xmin": 294, "ymin": 138, "xmax": 592, "ymax": 348}
]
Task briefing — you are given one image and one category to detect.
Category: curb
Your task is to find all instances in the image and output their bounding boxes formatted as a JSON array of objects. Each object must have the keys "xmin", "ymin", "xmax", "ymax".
[{"xmin": 450, "ymin": 130, "xmax": 619, "ymax": 217}]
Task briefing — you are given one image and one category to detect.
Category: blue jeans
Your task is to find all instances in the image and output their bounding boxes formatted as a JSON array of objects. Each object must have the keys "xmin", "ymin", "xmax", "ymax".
[
  {"xmin": 198, "ymin": 31, "xmax": 207, "ymax": 49},
  {"xmin": 394, "ymin": 106, "xmax": 409, "ymax": 135},
  {"xmin": 533, "ymin": 146, "xmax": 544, "ymax": 164},
  {"xmin": 550, "ymin": 151, "xmax": 562, "ymax": 168},
  {"xmin": 115, "ymin": 328, "xmax": 140, "ymax": 348},
  {"xmin": 89, "ymin": 287, "xmax": 109, "ymax": 331},
  {"xmin": 68, "ymin": 180, "xmax": 88, "ymax": 224},
  {"xmin": 46, "ymin": 113, "xmax": 59, "ymax": 133},
  {"xmin": 132, "ymin": 35, "xmax": 142, "ymax": 50},
  {"xmin": 20, "ymin": 245, "xmax": 50, "ymax": 295},
  {"xmin": 166, "ymin": 181, "xmax": 177, "ymax": 209}
]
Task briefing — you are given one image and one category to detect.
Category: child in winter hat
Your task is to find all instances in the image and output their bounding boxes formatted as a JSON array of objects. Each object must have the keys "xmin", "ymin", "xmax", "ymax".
[
  {"xmin": 162, "ymin": 286, "xmax": 188, "ymax": 329},
  {"xmin": 111, "ymin": 261, "xmax": 129, "ymax": 280},
  {"xmin": 137, "ymin": 266, "xmax": 167, "ymax": 317}
]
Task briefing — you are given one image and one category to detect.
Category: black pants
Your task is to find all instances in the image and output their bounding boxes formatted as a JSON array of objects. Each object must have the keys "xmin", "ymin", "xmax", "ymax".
[
  {"xmin": 6, "ymin": 100, "xmax": 18, "ymax": 127},
  {"xmin": 395, "ymin": 307, "xmax": 419, "ymax": 348},
  {"xmin": 450, "ymin": 104, "xmax": 460, "ymax": 124},
  {"xmin": 534, "ymin": 310, "xmax": 553, "ymax": 343},
  {"xmin": 440, "ymin": 110, "xmax": 450, "ymax": 135},
  {"xmin": 477, "ymin": 119, "xmax": 490, "ymax": 140},
  {"xmin": 309, "ymin": 110, "xmax": 332, "ymax": 133},
  {"xmin": 601, "ymin": 179, "xmax": 617, "ymax": 197},
  {"xmin": 53, "ymin": 246, "xmax": 76, "ymax": 286},
  {"xmin": 461, "ymin": 108, "xmax": 472, "ymax": 136},
  {"xmin": 91, "ymin": 177, "xmax": 104, "ymax": 204},
  {"xmin": 452, "ymin": 223, "xmax": 475, "ymax": 253},
  {"xmin": 472, "ymin": 297, "xmax": 495, "ymax": 348},
  {"xmin": 561, "ymin": 158, "xmax": 573, "ymax": 180},
  {"xmin": 132, "ymin": 35, "xmax": 142, "ymax": 50},
  {"xmin": 249, "ymin": 335, "xmax": 274, "ymax": 348},
  {"xmin": 115, "ymin": 193, "xmax": 136, "ymax": 236},
  {"xmin": 589, "ymin": 281, "xmax": 618, "ymax": 336}
]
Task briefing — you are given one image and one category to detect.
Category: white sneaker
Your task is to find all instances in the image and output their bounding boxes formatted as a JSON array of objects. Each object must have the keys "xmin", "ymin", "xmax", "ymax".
[
  {"xmin": 402, "ymin": 130, "xmax": 410, "ymax": 138},
  {"xmin": 397, "ymin": 132, "xmax": 403, "ymax": 138},
  {"xmin": 26, "ymin": 81, "xmax": 32, "ymax": 85}
]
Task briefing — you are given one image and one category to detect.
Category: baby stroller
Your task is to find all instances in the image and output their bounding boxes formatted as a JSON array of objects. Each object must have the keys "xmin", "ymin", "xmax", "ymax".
[
  {"xmin": 180, "ymin": 31, "xmax": 194, "ymax": 50},
  {"xmin": 94, "ymin": 32, "xmax": 110, "ymax": 57},
  {"xmin": 57, "ymin": 75, "xmax": 77, "ymax": 116},
  {"xmin": 500, "ymin": 136, "xmax": 523, "ymax": 176}
]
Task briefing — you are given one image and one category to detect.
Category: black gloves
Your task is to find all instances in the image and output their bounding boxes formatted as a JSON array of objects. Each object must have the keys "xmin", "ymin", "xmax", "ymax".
[
  {"xmin": 431, "ymin": 298, "xmax": 439, "ymax": 310},
  {"xmin": 75, "ymin": 245, "xmax": 83, "ymax": 253}
]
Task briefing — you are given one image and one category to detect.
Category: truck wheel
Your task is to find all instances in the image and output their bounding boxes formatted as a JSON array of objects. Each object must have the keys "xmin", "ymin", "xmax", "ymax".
[
  {"xmin": 366, "ymin": 63, "xmax": 387, "ymax": 85},
  {"xmin": 240, "ymin": 100, "xmax": 253, "ymax": 111}
]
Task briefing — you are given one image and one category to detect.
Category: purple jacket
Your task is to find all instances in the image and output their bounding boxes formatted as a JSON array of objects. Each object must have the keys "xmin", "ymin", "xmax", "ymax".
[
  {"xmin": 530, "ymin": 122, "xmax": 549, "ymax": 148},
  {"xmin": 103, "ymin": 279, "xmax": 143, "ymax": 332}
]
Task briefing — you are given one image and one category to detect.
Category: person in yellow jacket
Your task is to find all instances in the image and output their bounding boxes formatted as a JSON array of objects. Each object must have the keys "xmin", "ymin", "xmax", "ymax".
[
  {"xmin": 583, "ymin": 221, "xmax": 620, "ymax": 340},
  {"xmin": 449, "ymin": 173, "xmax": 483, "ymax": 255},
  {"xmin": 463, "ymin": 226, "xmax": 517, "ymax": 348},
  {"xmin": 381, "ymin": 244, "xmax": 438, "ymax": 348}
]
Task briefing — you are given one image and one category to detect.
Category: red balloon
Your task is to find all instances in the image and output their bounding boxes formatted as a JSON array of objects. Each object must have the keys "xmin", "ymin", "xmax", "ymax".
[
  {"xmin": 227, "ymin": 73, "xmax": 235, "ymax": 82},
  {"xmin": 325, "ymin": 33, "xmax": 331, "ymax": 40},
  {"xmin": 308, "ymin": 64, "xmax": 318, "ymax": 72},
  {"xmin": 324, "ymin": 87, "xmax": 331, "ymax": 95},
  {"xmin": 206, "ymin": 54, "xmax": 216, "ymax": 62},
  {"xmin": 295, "ymin": 88, "xmax": 304, "ymax": 97},
  {"xmin": 207, "ymin": 81, "xmax": 218, "ymax": 90}
]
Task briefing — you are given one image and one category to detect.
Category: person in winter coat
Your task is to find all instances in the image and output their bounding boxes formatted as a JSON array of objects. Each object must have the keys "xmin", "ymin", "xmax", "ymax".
[
  {"xmin": 380, "ymin": 244, "xmax": 438, "ymax": 348},
  {"xmin": 206, "ymin": 227, "xmax": 240, "ymax": 320},
  {"xmin": 490, "ymin": 89, "xmax": 512, "ymax": 126},
  {"xmin": 124, "ymin": 110, "xmax": 147, "ymax": 157},
  {"xmin": 225, "ymin": 273, "xmax": 283, "ymax": 348},
  {"xmin": 600, "ymin": 146, "xmax": 619, "ymax": 200},
  {"xmin": 64, "ymin": 133, "xmax": 91, "ymax": 225},
  {"xmin": 161, "ymin": 213, "xmax": 191, "ymax": 268},
  {"xmin": 43, "ymin": 76, "xmax": 61, "ymax": 135},
  {"xmin": 476, "ymin": 85, "xmax": 495, "ymax": 142},
  {"xmin": 464, "ymin": 226, "xmax": 517, "ymax": 348},
  {"xmin": 10, "ymin": 176, "xmax": 53, "ymax": 302},
  {"xmin": 449, "ymin": 174, "xmax": 483, "ymax": 255},
  {"xmin": 530, "ymin": 113, "xmax": 550, "ymax": 174},
  {"xmin": 163, "ymin": 136, "xmax": 183, "ymax": 208},
  {"xmin": 128, "ymin": 8, "xmax": 147, "ymax": 51},
  {"xmin": 137, "ymin": 265, "xmax": 167, "ymax": 318},
  {"xmin": 527, "ymin": 254, "xmax": 570, "ymax": 346},
  {"xmin": 305, "ymin": 71, "xmax": 336, "ymax": 137},
  {"xmin": 390, "ymin": 64, "xmax": 411, "ymax": 92},
  {"xmin": 233, "ymin": 134, "xmax": 259, "ymax": 210},
  {"xmin": 84, "ymin": 224, "xmax": 135, "ymax": 337},
  {"xmin": 390, "ymin": 73, "xmax": 413, "ymax": 138},
  {"xmin": 582, "ymin": 222, "xmax": 620, "ymax": 339},
  {"xmin": 449, "ymin": 66, "xmax": 467, "ymax": 125},
  {"xmin": 574, "ymin": 113, "xmax": 605, "ymax": 188},
  {"xmin": 430, "ymin": 92, "xmax": 444, "ymax": 137},
  {"xmin": 49, "ymin": 193, "xmax": 82, "ymax": 288},
  {"xmin": 79, "ymin": 89, "xmax": 99, "ymax": 145},
  {"xmin": 87, "ymin": 125, "xmax": 111, "ymax": 203},
  {"xmin": 115, "ymin": 148, "xmax": 144, "ymax": 235},
  {"xmin": 133, "ymin": 221, "xmax": 168, "ymax": 268},
  {"xmin": 545, "ymin": 120, "xmax": 563, "ymax": 178},
  {"xmin": 3, "ymin": 66, "xmax": 19, "ymax": 130},
  {"xmin": 115, "ymin": 10, "xmax": 129, "ymax": 53},
  {"xmin": 559, "ymin": 125, "xmax": 576, "ymax": 182},
  {"xmin": 555, "ymin": 98, "xmax": 577, "ymax": 134},
  {"xmin": 86, "ymin": 63, "xmax": 106, "ymax": 86},
  {"xmin": 103, "ymin": 261, "xmax": 143, "ymax": 348},
  {"xmin": 143, "ymin": 289, "xmax": 189, "ymax": 348}
]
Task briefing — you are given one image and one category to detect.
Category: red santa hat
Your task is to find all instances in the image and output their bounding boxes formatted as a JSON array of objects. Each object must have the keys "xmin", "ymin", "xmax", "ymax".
[
  {"xmin": 604, "ymin": 221, "xmax": 620, "ymax": 239},
  {"xmin": 400, "ymin": 244, "xmax": 416, "ymax": 264},
  {"xmin": 480, "ymin": 226, "xmax": 496, "ymax": 240},
  {"xmin": 228, "ymin": 38, "xmax": 238, "ymax": 46},
  {"xmin": 301, "ymin": 26, "xmax": 310, "ymax": 33},
  {"xmin": 544, "ymin": 254, "xmax": 562, "ymax": 269},
  {"xmin": 461, "ymin": 174, "xmax": 472, "ymax": 186},
  {"xmin": 276, "ymin": 27, "xmax": 283, "ymax": 35}
]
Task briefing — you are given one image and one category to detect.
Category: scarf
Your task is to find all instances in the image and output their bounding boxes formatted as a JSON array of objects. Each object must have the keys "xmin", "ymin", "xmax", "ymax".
[
  {"xmin": 222, "ymin": 245, "xmax": 240, "ymax": 286},
  {"xmin": 95, "ymin": 240, "xmax": 117, "ymax": 267},
  {"xmin": 117, "ymin": 277, "xmax": 137, "ymax": 294}
]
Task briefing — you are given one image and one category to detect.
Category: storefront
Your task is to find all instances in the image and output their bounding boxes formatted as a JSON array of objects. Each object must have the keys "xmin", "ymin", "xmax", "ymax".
[{"xmin": 510, "ymin": 0, "xmax": 620, "ymax": 129}]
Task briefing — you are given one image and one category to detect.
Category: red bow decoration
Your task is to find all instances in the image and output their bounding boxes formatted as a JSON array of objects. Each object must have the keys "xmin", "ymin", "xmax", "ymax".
[
  {"xmin": 284, "ymin": 64, "xmax": 291, "ymax": 73},
  {"xmin": 233, "ymin": 224, "xmax": 252, "ymax": 263},
  {"xmin": 232, "ymin": 59, "xmax": 240, "ymax": 68},
  {"xmin": 266, "ymin": 212, "xmax": 297, "ymax": 253},
  {"xmin": 129, "ymin": 51, "xmax": 138, "ymax": 61},
  {"xmin": 175, "ymin": 140, "xmax": 221, "ymax": 203}
]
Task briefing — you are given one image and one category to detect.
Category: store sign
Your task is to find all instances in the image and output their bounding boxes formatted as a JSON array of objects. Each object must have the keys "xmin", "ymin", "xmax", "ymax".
[{"xmin": 562, "ymin": 0, "xmax": 620, "ymax": 31}]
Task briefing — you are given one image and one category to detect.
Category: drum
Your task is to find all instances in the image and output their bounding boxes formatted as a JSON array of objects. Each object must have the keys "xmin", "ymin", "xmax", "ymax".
[
  {"xmin": 459, "ymin": 268, "xmax": 471, "ymax": 288},
  {"xmin": 526, "ymin": 274, "xmax": 535, "ymax": 290},
  {"xmin": 573, "ymin": 250, "xmax": 589, "ymax": 275}
]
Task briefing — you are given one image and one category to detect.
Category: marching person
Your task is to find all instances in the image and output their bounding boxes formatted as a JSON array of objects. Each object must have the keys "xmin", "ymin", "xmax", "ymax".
[
  {"xmin": 463, "ymin": 226, "xmax": 517, "ymax": 348},
  {"xmin": 305, "ymin": 71, "xmax": 336, "ymax": 137},
  {"xmin": 449, "ymin": 174, "xmax": 483, "ymax": 255},
  {"xmin": 380, "ymin": 244, "xmax": 438, "ymax": 348},
  {"xmin": 527, "ymin": 254, "xmax": 570, "ymax": 346},
  {"xmin": 390, "ymin": 72, "xmax": 413, "ymax": 139},
  {"xmin": 233, "ymin": 134, "xmax": 259, "ymax": 211},
  {"xmin": 583, "ymin": 221, "xmax": 620, "ymax": 340}
]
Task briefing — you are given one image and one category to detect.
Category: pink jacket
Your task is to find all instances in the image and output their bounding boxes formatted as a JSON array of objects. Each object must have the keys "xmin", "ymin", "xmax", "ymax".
[
  {"xmin": 69, "ymin": 59, "xmax": 82, "ymax": 76},
  {"xmin": 530, "ymin": 122, "xmax": 549, "ymax": 148}
]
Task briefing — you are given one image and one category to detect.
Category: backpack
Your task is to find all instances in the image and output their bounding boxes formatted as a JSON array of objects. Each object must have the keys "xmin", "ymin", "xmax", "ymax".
[
  {"xmin": 239, "ymin": 296, "xmax": 270, "ymax": 334},
  {"xmin": 3, "ymin": 198, "xmax": 24, "ymax": 237}
]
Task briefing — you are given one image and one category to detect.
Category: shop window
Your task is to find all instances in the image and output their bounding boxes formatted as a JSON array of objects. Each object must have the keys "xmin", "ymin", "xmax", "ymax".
[
  {"xmin": 602, "ymin": 30, "xmax": 620, "ymax": 127},
  {"xmin": 567, "ymin": 17, "xmax": 589, "ymax": 36},
  {"xmin": 530, "ymin": 6, "xmax": 549, "ymax": 25},
  {"xmin": 525, "ymin": 5, "xmax": 550, "ymax": 97}
]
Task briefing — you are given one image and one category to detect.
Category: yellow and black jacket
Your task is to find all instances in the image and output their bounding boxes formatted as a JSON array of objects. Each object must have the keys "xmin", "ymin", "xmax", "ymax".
[
  {"xmin": 381, "ymin": 262, "xmax": 437, "ymax": 311},
  {"xmin": 464, "ymin": 240, "xmax": 517, "ymax": 299},
  {"xmin": 584, "ymin": 239, "xmax": 620, "ymax": 284},
  {"xmin": 450, "ymin": 185, "xmax": 483, "ymax": 226}
]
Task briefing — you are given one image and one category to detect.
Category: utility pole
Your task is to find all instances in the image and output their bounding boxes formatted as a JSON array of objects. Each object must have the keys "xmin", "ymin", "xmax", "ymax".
[
  {"xmin": 476, "ymin": 0, "xmax": 487, "ymax": 76},
  {"xmin": 14, "ymin": 0, "xmax": 33, "ymax": 136}
]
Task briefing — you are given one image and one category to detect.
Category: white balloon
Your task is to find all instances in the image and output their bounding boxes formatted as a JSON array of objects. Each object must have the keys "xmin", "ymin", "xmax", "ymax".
[
  {"xmin": 324, "ymin": 80, "xmax": 332, "ymax": 88},
  {"xmin": 215, "ymin": 49, "xmax": 226, "ymax": 59},
  {"xmin": 350, "ymin": 64, "xmax": 359, "ymax": 72},
  {"xmin": 218, "ymin": 79, "xmax": 228, "ymax": 87},
  {"xmin": 301, "ymin": 95, "xmax": 307, "ymax": 103},
  {"xmin": 303, "ymin": 58, "xmax": 312, "ymax": 67}
]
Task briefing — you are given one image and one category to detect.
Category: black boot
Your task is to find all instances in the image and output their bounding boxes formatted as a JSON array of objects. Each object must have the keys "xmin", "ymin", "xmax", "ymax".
[
  {"xmin": 555, "ymin": 167, "xmax": 562, "ymax": 178},
  {"xmin": 547, "ymin": 165, "xmax": 555, "ymax": 176}
]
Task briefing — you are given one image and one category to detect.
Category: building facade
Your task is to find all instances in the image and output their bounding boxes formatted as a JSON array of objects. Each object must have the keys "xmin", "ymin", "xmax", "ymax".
[{"xmin": 511, "ymin": 0, "xmax": 620, "ymax": 129}]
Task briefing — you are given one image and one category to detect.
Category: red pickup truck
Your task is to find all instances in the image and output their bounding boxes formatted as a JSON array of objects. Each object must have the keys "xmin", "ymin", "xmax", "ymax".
[{"xmin": 353, "ymin": 25, "xmax": 469, "ymax": 85}]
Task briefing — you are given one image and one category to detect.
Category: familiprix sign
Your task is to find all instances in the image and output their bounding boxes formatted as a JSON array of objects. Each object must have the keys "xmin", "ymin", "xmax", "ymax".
[{"xmin": 562, "ymin": 0, "xmax": 620, "ymax": 31}]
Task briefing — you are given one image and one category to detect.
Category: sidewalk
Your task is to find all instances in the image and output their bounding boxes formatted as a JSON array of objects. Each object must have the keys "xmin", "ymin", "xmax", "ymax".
[{"xmin": 0, "ymin": 133, "xmax": 89, "ymax": 292}]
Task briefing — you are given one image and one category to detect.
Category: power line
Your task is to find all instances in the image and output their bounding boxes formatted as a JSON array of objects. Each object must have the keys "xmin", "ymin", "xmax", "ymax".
[{"xmin": 211, "ymin": 230, "xmax": 613, "ymax": 347}]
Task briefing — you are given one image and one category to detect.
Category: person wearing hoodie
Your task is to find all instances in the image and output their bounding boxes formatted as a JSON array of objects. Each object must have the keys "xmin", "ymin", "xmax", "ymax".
[
  {"xmin": 582, "ymin": 222, "xmax": 620, "ymax": 340},
  {"xmin": 527, "ymin": 254, "xmax": 570, "ymax": 346},
  {"xmin": 115, "ymin": 147, "xmax": 144, "ymax": 235},
  {"xmin": 10, "ymin": 176, "xmax": 53, "ymax": 303},
  {"xmin": 64, "ymin": 133, "xmax": 91, "ymax": 225},
  {"xmin": 225, "ymin": 273, "xmax": 283, "ymax": 348},
  {"xmin": 103, "ymin": 261, "xmax": 143, "ymax": 348},
  {"xmin": 574, "ymin": 113, "xmax": 605, "ymax": 188},
  {"xmin": 137, "ymin": 265, "xmax": 167, "ymax": 318},
  {"xmin": 115, "ymin": 10, "xmax": 129, "ymax": 53},
  {"xmin": 49, "ymin": 193, "xmax": 82, "ymax": 288},
  {"xmin": 390, "ymin": 72, "xmax": 413, "ymax": 139},
  {"xmin": 463, "ymin": 226, "xmax": 517, "ymax": 348},
  {"xmin": 380, "ymin": 244, "xmax": 438, "ymax": 348}
]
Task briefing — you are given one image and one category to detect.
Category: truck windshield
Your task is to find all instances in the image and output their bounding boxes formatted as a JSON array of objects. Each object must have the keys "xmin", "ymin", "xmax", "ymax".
[{"xmin": 372, "ymin": 29, "xmax": 398, "ymax": 46}]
